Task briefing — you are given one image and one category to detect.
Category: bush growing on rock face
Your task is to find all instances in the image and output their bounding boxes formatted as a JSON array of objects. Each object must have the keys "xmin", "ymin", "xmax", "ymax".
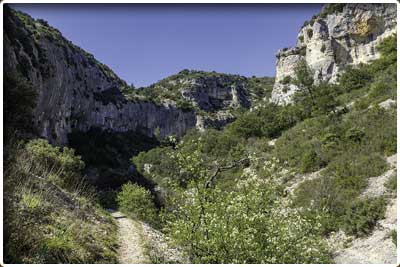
[{"xmin": 281, "ymin": 76, "xmax": 292, "ymax": 85}]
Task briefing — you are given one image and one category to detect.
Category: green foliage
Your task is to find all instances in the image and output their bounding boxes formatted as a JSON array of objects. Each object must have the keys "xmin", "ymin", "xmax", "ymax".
[
  {"xmin": 4, "ymin": 141, "xmax": 118, "ymax": 263},
  {"xmin": 246, "ymin": 76, "xmax": 275, "ymax": 101},
  {"xmin": 176, "ymin": 98, "xmax": 194, "ymax": 111},
  {"xmin": 294, "ymin": 82, "xmax": 341, "ymax": 117},
  {"xmin": 319, "ymin": 4, "xmax": 346, "ymax": 18},
  {"xmin": 390, "ymin": 230, "xmax": 397, "ymax": 246},
  {"xmin": 307, "ymin": 29, "xmax": 313, "ymax": 39},
  {"xmin": 385, "ymin": 173, "xmax": 397, "ymax": 194},
  {"xmin": 338, "ymin": 34, "xmax": 396, "ymax": 107},
  {"xmin": 275, "ymin": 116, "xmax": 329, "ymax": 172},
  {"xmin": 293, "ymin": 152, "xmax": 388, "ymax": 235},
  {"xmin": 281, "ymin": 76, "xmax": 292, "ymax": 85},
  {"xmin": 164, "ymin": 143, "xmax": 331, "ymax": 263},
  {"xmin": 275, "ymin": 104, "xmax": 395, "ymax": 174},
  {"xmin": 117, "ymin": 182, "xmax": 158, "ymax": 225},
  {"xmin": 227, "ymin": 103, "xmax": 299, "ymax": 139},
  {"xmin": 294, "ymin": 59, "xmax": 314, "ymax": 90},
  {"xmin": 25, "ymin": 139, "xmax": 85, "ymax": 188},
  {"xmin": 341, "ymin": 197, "xmax": 387, "ymax": 237},
  {"xmin": 338, "ymin": 65, "xmax": 373, "ymax": 93},
  {"xmin": 97, "ymin": 189, "xmax": 118, "ymax": 209}
]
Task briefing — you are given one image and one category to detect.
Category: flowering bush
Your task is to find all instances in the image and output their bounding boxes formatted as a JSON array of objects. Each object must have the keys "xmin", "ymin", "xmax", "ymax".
[{"xmin": 164, "ymin": 141, "xmax": 331, "ymax": 263}]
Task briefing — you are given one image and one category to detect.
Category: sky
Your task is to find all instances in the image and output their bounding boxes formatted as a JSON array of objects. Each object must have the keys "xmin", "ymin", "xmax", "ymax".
[{"xmin": 12, "ymin": 4, "xmax": 323, "ymax": 87}]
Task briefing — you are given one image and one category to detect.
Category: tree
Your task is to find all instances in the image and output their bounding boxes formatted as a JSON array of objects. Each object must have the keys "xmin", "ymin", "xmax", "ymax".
[{"xmin": 293, "ymin": 61, "xmax": 339, "ymax": 117}]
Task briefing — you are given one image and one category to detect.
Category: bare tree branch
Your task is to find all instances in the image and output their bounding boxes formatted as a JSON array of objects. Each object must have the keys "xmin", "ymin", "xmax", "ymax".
[{"xmin": 204, "ymin": 157, "xmax": 250, "ymax": 189}]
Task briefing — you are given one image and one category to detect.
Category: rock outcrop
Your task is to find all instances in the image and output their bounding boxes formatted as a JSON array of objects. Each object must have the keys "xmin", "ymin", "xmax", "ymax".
[
  {"xmin": 271, "ymin": 3, "xmax": 397, "ymax": 104},
  {"xmin": 136, "ymin": 70, "xmax": 273, "ymax": 130},
  {"xmin": 4, "ymin": 7, "xmax": 274, "ymax": 144},
  {"xmin": 4, "ymin": 7, "xmax": 196, "ymax": 144}
]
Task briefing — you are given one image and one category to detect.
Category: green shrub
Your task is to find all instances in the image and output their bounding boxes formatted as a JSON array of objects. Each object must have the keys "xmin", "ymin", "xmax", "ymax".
[
  {"xmin": 390, "ymin": 230, "xmax": 397, "ymax": 246},
  {"xmin": 4, "ymin": 142, "xmax": 118, "ymax": 264},
  {"xmin": 176, "ymin": 99, "xmax": 194, "ymax": 111},
  {"xmin": 275, "ymin": 116, "xmax": 329, "ymax": 172},
  {"xmin": 227, "ymin": 103, "xmax": 299, "ymax": 139},
  {"xmin": 294, "ymin": 152, "xmax": 388, "ymax": 235},
  {"xmin": 164, "ymin": 143, "xmax": 331, "ymax": 263},
  {"xmin": 338, "ymin": 65, "xmax": 373, "ymax": 93},
  {"xmin": 25, "ymin": 139, "xmax": 84, "ymax": 188},
  {"xmin": 385, "ymin": 173, "xmax": 397, "ymax": 194},
  {"xmin": 319, "ymin": 4, "xmax": 346, "ymax": 18},
  {"xmin": 307, "ymin": 29, "xmax": 313, "ymax": 39},
  {"xmin": 117, "ymin": 182, "xmax": 158, "ymax": 225},
  {"xmin": 341, "ymin": 197, "xmax": 387, "ymax": 237},
  {"xmin": 281, "ymin": 76, "xmax": 292, "ymax": 84}
]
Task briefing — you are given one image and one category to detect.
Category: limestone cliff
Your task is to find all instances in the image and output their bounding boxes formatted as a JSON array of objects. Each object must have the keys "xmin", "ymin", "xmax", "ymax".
[
  {"xmin": 4, "ymin": 7, "xmax": 197, "ymax": 145},
  {"xmin": 133, "ymin": 70, "xmax": 274, "ymax": 130},
  {"xmin": 4, "ymin": 7, "xmax": 274, "ymax": 144},
  {"xmin": 271, "ymin": 3, "xmax": 397, "ymax": 104}
]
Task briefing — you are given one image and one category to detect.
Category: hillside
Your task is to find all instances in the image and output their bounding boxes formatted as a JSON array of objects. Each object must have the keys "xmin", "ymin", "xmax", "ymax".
[{"xmin": 3, "ymin": 3, "xmax": 397, "ymax": 264}]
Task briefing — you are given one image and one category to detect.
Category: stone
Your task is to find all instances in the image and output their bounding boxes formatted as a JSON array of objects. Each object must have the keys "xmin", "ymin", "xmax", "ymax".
[{"xmin": 271, "ymin": 3, "xmax": 397, "ymax": 104}]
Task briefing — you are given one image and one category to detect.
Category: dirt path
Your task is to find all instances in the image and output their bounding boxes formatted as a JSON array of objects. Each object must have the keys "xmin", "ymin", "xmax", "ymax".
[{"xmin": 109, "ymin": 210, "xmax": 150, "ymax": 264}]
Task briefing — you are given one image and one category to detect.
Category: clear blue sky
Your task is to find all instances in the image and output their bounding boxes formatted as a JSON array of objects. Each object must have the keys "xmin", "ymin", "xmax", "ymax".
[{"xmin": 12, "ymin": 4, "xmax": 323, "ymax": 87}]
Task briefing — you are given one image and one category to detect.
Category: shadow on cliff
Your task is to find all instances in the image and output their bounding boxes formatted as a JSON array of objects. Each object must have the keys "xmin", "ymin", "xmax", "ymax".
[{"xmin": 67, "ymin": 127, "xmax": 160, "ymax": 196}]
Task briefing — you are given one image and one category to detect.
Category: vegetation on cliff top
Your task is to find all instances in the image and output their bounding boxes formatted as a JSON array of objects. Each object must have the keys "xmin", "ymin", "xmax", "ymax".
[{"xmin": 124, "ymin": 69, "xmax": 274, "ymax": 112}]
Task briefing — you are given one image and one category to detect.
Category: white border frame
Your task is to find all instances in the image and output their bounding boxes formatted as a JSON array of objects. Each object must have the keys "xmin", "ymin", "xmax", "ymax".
[{"xmin": 0, "ymin": 0, "xmax": 399, "ymax": 266}]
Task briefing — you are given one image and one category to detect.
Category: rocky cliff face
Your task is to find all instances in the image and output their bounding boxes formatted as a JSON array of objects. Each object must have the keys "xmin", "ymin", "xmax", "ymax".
[
  {"xmin": 271, "ymin": 3, "xmax": 397, "ymax": 104},
  {"xmin": 133, "ymin": 70, "xmax": 273, "ymax": 130},
  {"xmin": 4, "ymin": 7, "xmax": 198, "ymax": 145},
  {"xmin": 4, "ymin": 8, "xmax": 273, "ymax": 144},
  {"xmin": 177, "ymin": 73, "xmax": 250, "ymax": 111}
]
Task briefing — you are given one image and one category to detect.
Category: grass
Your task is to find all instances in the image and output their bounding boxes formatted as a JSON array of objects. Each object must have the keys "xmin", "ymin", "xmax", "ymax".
[{"xmin": 4, "ymin": 141, "xmax": 119, "ymax": 263}]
